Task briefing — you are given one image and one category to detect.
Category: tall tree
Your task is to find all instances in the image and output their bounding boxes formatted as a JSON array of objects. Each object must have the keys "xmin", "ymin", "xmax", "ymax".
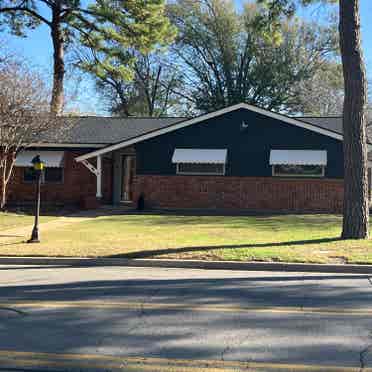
[
  {"xmin": 0, "ymin": 0, "xmax": 175, "ymax": 115},
  {"xmin": 168, "ymin": 0, "xmax": 339, "ymax": 114},
  {"xmin": 258, "ymin": 0, "xmax": 369, "ymax": 239},
  {"xmin": 78, "ymin": 51, "xmax": 182, "ymax": 117},
  {"xmin": 339, "ymin": 0, "xmax": 369, "ymax": 238},
  {"xmin": 294, "ymin": 61, "xmax": 344, "ymax": 115},
  {"xmin": 76, "ymin": 0, "xmax": 177, "ymax": 117}
]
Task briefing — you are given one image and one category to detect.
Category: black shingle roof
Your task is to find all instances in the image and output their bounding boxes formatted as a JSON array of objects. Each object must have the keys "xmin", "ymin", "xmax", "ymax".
[
  {"xmin": 40, "ymin": 114, "xmax": 372, "ymax": 146},
  {"xmin": 41, "ymin": 116, "xmax": 187, "ymax": 144},
  {"xmin": 299, "ymin": 116, "xmax": 372, "ymax": 143},
  {"xmin": 298, "ymin": 116, "xmax": 343, "ymax": 135}
]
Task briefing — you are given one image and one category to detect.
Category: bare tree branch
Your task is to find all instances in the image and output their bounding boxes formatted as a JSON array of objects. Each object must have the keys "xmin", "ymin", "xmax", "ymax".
[{"xmin": 0, "ymin": 51, "xmax": 68, "ymax": 208}]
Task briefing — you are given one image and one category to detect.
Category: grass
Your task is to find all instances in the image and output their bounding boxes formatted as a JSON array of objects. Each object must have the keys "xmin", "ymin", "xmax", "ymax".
[
  {"xmin": 0, "ymin": 211, "xmax": 55, "ymax": 230},
  {"xmin": 1, "ymin": 212, "xmax": 372, "ymax": 264}
]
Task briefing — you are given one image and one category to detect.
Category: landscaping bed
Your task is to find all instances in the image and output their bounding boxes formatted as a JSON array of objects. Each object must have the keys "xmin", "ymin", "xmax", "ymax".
[{"xmin": 1, "ymin": 212, "xmax": 372, "ymax": 264}]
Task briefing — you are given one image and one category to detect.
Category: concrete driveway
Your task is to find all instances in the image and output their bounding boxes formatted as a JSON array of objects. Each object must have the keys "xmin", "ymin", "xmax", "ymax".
[{"xmin": 0, "ymin": 265, "xmax": 372, "ymax": 371}]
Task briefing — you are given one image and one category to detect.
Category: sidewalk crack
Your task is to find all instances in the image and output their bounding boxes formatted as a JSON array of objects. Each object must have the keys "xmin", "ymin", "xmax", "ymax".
[
  {"xmin": 360, "ymin": 343, "xmax": 372, "ymax": 371},
  {"xmin": 359, "ymin": 328, "xmax": 372, "ymax": 372},
  {"xmin": 0, "ymin": 306, "xmax": 27, "ymax": 316},
  {"xmin": 357, "ymin": 277, "xmax": 372, "ymax": 371},
  {"xmin": 220, "ymin": 315, "xmax": 250, "ymax": 362},
  {"xmin": 367, "ymin": 277, "xmax": 372, "ymax": 286}
]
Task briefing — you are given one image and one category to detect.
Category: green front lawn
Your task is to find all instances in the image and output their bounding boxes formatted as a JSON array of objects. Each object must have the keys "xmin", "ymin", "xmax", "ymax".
[
  {"xmin": 0, "ymin": 212, "xmax": 54, "ymax": 230},
  {"xmin": 1, "ymin": 212, "xmax": 372, "ymax": 264}
]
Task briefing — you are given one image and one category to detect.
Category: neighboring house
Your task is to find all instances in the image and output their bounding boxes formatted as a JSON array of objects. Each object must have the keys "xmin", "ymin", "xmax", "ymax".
[{"xmin": 8, "ymin": 103, "xmax": 372, "ymax": 212}]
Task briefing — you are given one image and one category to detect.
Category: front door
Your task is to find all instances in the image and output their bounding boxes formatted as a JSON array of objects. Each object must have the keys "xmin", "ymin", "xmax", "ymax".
[{"xmin": 121, "ymin": 155, "xmax": 135, "ymax": 202}]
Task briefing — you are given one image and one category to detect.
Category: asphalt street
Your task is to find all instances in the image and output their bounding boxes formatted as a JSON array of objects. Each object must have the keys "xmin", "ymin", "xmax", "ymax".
[{"xmin": 1, "ymin": 265, "xmax": 372, "ymax": 371}]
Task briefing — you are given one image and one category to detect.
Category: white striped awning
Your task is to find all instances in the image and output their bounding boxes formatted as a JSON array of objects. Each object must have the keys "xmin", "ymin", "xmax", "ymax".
[
  {"xmin": 15, "ymin": 151, "xmax": 65, "ymax": 168},
  {"xmin": 172, "ymin": 149, "xmax": 227, "ymax": 164},
  {"xmin": 270, "ymin": 150, "xmax": 327, "ymax": 166}
]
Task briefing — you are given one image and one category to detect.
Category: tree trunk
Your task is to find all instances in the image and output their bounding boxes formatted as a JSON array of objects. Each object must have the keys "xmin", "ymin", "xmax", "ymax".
[
  {"xmin": 0, "ymin": 155, "xmax": 16, "ymax": 210},
  {"xmin": 339, "ymin": 0, "xmax": 369, "ymax": 239},
  {"xmin": 50, "ymin": 4, "xmax": 64, "ymax": 115},
  {"xmin": 0, "ymin": 168, "xmax": 6, "ymax": 210}
]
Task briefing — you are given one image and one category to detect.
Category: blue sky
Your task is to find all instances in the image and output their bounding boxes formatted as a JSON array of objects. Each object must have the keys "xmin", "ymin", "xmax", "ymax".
[{"xmin": 3, "ymin": 0, "xmax": 372, "ymax": 114}]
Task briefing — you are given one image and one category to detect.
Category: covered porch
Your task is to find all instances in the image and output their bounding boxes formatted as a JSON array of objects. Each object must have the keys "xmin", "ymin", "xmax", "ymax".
[{"xmin": 76, "ymin": 146, "xmax": 136, "ymax": 206}]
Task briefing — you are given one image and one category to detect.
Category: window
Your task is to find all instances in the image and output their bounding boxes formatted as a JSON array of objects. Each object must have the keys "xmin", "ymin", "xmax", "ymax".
[
  {"xmin": 176, "ymin": 163, "xmax": 225, "ymax": 175},
  {"xmin": 23, "ymin": 168, "xmax": 63, "ymax": 183},
  {"xmin": 44, "ymin": 168, "xmax": 63, "ymax": 183},
  {"xmin": 269, "ymin": 150, "xmax": 327, "ymax": 178},
  {"xmin": 172, "ymin": 149, "xmax": 227, "ymax": 176},
  {"xmin": 272, "ymin": 164, "xmax": 325, "ymax": 177},
  {"xmin": 23, "ymin": 168, "xmax": 38, "ymax": 183}
]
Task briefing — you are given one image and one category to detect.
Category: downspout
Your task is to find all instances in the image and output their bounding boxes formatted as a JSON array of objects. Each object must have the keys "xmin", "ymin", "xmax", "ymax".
[{"xmin": 96, "ymin": 155, "xmax": 102, "ymax": 199}]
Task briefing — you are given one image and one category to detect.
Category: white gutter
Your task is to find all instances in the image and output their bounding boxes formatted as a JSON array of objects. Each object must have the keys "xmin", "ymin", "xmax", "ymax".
[{"xmin": 29, "ymin": 143, "xmax": 106, "ymax": 148}]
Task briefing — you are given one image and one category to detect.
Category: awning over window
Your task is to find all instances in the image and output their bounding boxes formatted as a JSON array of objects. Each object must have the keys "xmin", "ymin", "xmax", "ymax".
[
  {"xmin": 15, "ymin": 151, "xmax": 65, "ymax": 168},
  {"xmin": 172, "ymin": 149, "xmax": 227, "ymax": 164},
  {"xmin": 269, "ymin": 150, "xmax": 327, "ymax": 166}
]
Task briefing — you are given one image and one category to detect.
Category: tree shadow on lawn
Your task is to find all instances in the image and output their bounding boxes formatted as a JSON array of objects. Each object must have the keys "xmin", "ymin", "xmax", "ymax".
[
  {"xmin": 106, "ymin": 237, "xmax": 342, "ymax": 259},
  {"xmin": 102, "ymin": 214, "xmax": 343, "ymax": 232}
]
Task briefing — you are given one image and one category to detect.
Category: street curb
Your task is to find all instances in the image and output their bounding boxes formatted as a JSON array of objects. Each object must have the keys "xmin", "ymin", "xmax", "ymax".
[{"xmin": 1, "ymin": 256, "xmax": 372, "ymax": 273}]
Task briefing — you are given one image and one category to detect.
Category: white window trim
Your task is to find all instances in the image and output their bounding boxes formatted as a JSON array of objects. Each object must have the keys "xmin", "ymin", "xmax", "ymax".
[
  {"xmin": 176, "ymin": 163, "xmax": 226, "ymax": 176},
  {"xmin": 272, "ymin": 165, "xmax": 325, "ymax": 178}
]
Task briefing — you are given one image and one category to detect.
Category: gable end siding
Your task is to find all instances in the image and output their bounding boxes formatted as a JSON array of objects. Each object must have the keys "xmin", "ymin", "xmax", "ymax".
[{"xmin": 135, "ymin": 108, "xmax": 344, "ymax": 178}]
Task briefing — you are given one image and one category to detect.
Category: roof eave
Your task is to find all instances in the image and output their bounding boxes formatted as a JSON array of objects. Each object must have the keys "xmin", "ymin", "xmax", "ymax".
[
  {"xmin": 29, "ymin": 143, "xmax": 107, "ymax": 148},
  {"xmin": 75, "ymin": 103, "xmax": 359, "ymax": 162}
]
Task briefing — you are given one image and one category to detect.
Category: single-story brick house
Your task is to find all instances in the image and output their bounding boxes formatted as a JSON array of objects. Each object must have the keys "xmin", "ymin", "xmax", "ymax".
[{"xmin": 8, "ymin": 103, "xmax": 372, "ymax": 212}]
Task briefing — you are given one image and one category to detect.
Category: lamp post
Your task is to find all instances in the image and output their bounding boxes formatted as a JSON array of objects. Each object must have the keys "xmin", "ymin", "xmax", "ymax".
[{"xmin": 27, "ymin": 155, "xmax": 44, "ymax": 244}]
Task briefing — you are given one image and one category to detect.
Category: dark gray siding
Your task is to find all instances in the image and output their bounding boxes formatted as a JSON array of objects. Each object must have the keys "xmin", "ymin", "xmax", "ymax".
[{"xmin": 135, "ymin": 108, "xmax": 344, "ymax": 178}]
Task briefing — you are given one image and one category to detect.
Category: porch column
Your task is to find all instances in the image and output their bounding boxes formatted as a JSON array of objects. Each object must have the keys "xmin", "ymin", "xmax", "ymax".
[{"xmin": 96, "ymin": 155, "xmax": 102, "ymax": 198}]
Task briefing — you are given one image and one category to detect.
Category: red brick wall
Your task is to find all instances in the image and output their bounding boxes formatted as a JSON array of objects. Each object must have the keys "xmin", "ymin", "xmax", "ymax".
[
  {"xmin": 133, "ymin": 175, "xmax": 344, "ymax": 212},
  {"xmin": 7, "ymin": 150, "xmax": 113, "ymax": 207}
]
